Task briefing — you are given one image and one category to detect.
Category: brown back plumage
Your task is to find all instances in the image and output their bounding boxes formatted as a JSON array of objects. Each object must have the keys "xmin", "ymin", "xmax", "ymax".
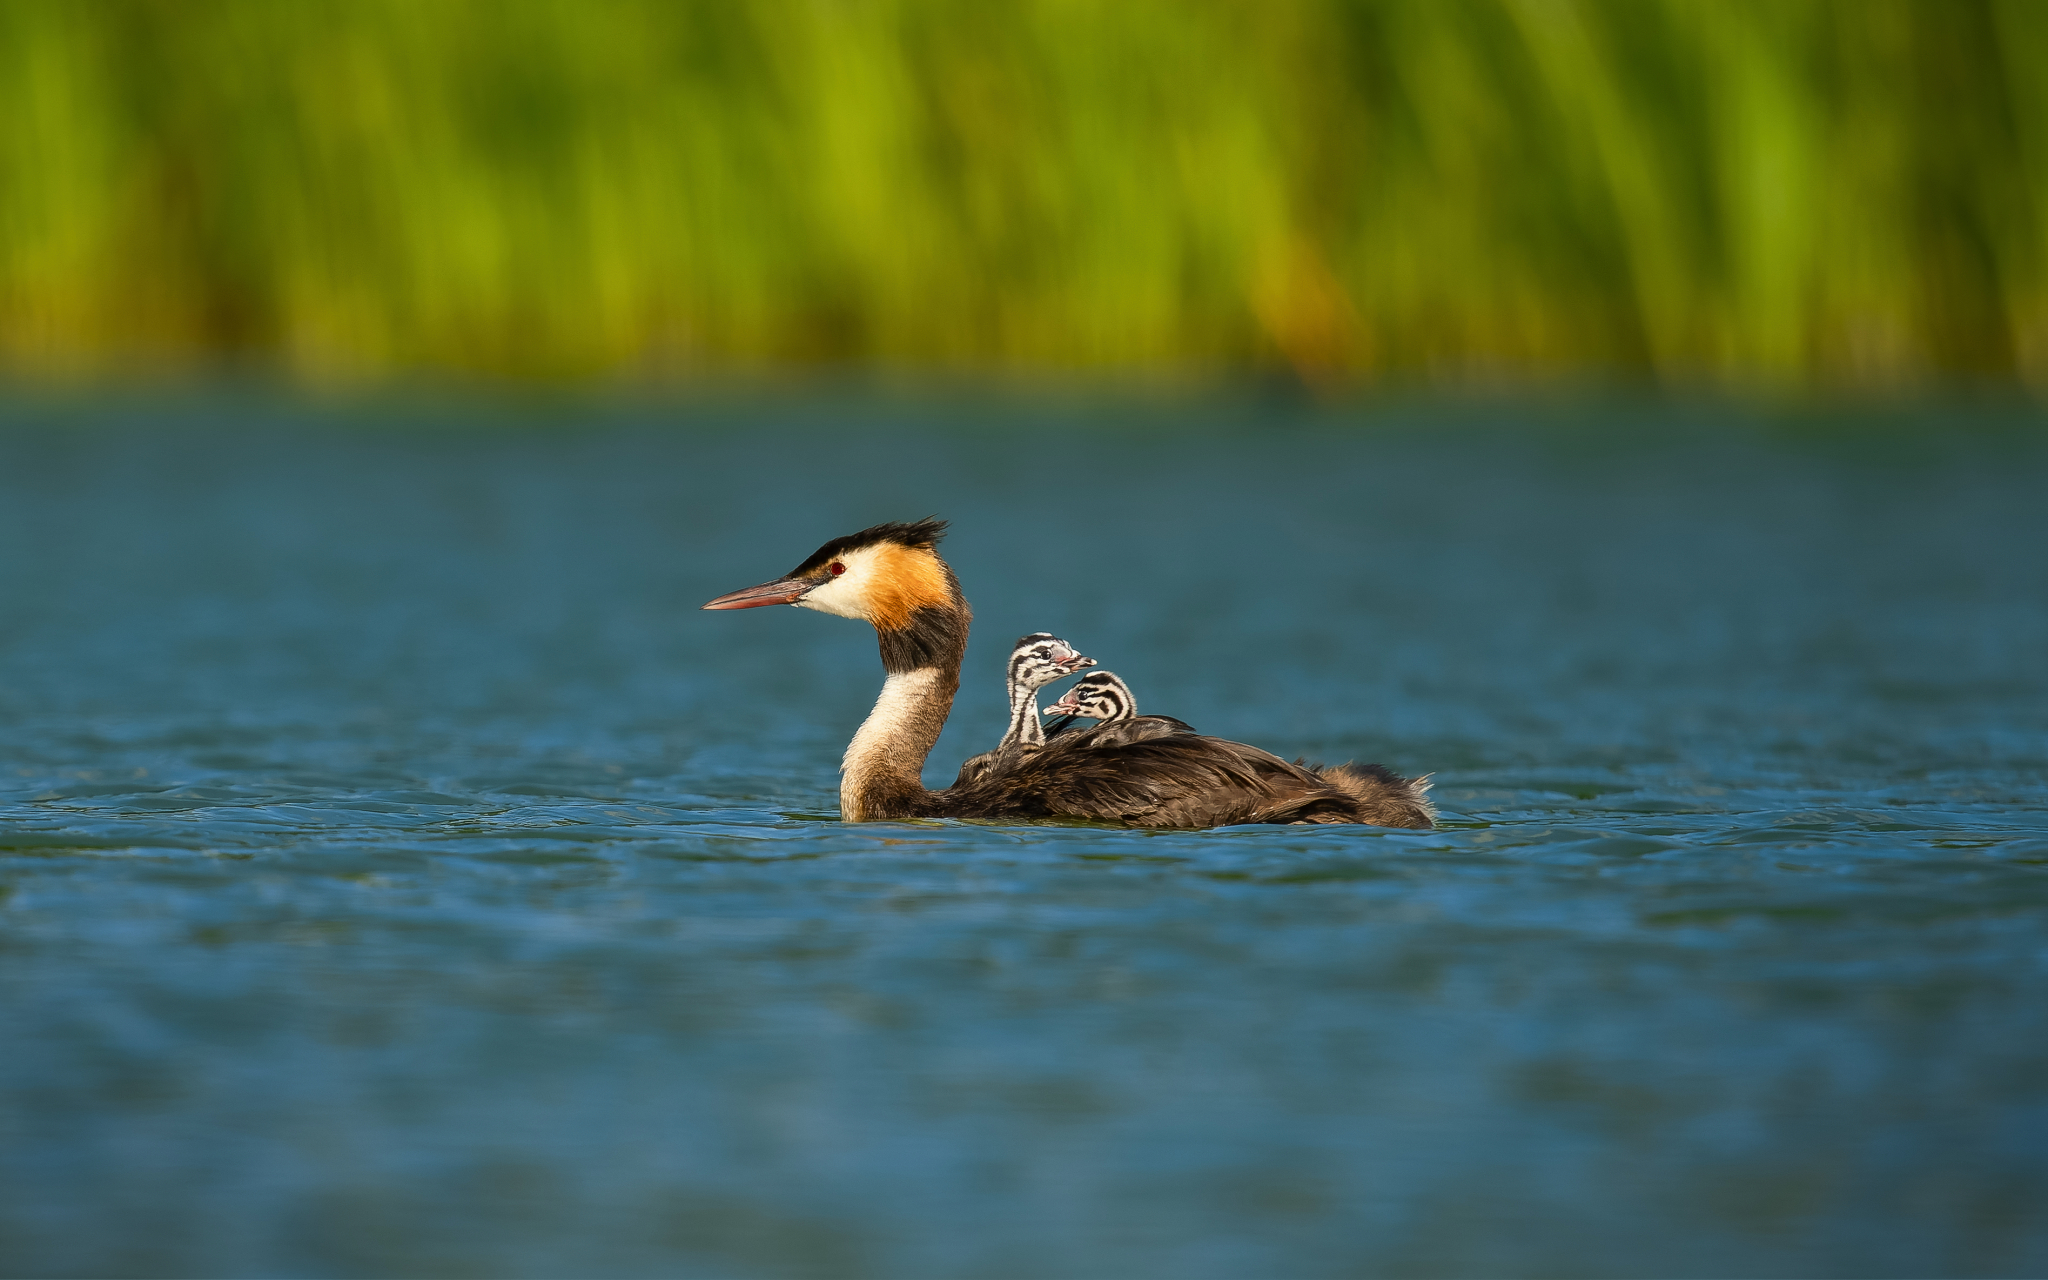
[
  {"xmin": 934, "ymin": 728, "xmax": 1426, "ymax": 829},
  {"xmin": 1295, "ymin": 761, "xmax": 1437, "ymax": 828}
]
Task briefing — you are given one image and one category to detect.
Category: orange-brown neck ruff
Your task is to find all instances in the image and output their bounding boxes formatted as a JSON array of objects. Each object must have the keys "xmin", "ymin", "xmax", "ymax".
[
  {"xmin": 871, "ymin": 548, "xmax": 970, "ymax": 677},
  {"xmin": 861, "ymin": 542, "xmax": 954, "ymax": 632}
]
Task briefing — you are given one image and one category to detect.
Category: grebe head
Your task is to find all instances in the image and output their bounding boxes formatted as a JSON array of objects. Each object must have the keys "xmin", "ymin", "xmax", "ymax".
[
  {"xmin": 1009, "ymin": 633, "xmax": 1095, "ymax": 692},
  {"xmin": 1042, "ymin": 671, "xmax": 1137, "ymax": 724},
  {"xmin": 703, "ymin": 518, "xmax": 967, "ymax": 674},
  {"xmin": 703, "ymin": 518, "xmax": 957, "ymax": 625}
]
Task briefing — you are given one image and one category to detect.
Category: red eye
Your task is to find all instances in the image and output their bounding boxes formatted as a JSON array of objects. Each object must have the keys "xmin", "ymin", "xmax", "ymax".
[{"xmin": 829, "ymin": 562, "xmax": 846, "ymax": 576}]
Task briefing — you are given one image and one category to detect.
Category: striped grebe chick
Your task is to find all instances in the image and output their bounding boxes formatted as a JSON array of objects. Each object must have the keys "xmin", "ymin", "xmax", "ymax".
[
  {"xmin": 1044, "ymin": 670, "xmax": 1137, "ymax": 726},
  {"xmin": 954, "ymin": 633, "xmax": 1095, "ymax": 787},
  {"xmin": 702, "ymin": 518, "xmax": 1434, "ymax": 828},
  {"xmin": 1041, "ymin": 670, "xmax": 1197, "ymax": 747}
]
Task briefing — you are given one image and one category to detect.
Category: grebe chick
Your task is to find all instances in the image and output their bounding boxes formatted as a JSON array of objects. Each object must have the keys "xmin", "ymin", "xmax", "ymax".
[
  {"xmin": 953, "ymin": 633, "xmax": 1095, "ymax": 787},
  {"xmin": 1044, "ymin": 670, "xmax": 1136, "ymax": 725},
  {"xmin": 703, "ymin": 518, "xmax": 1434, "ymax": 829},
  {"xmin": 1041, "ymin": 671, "xmax": 1197, "ymax": 747}
]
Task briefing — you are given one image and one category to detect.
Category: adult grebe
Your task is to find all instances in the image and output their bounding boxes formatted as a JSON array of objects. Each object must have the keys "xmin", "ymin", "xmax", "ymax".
[
  {"xmin": 953, "ymin": 633, "xmax": 1096, "ymax": 787},
  {"xmin": 702, "ymin": 518, "xmax": 1433, "ymax": 828}
]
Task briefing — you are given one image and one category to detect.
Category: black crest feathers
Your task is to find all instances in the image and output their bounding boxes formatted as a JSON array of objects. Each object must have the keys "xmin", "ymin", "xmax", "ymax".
[{"xmin": 788, "ymin": 517, "xmax": 949, "ymax": 577}]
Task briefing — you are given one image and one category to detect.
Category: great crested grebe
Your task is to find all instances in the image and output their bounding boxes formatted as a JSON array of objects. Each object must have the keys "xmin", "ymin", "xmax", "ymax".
[
  {"xmin": 953, "ymin": 633, "xmax": 1096, "ymax": 787},
  {"xmin": 702, "ymin": 518, "xmax": 1435, "ymax": 828},
  {"xmin": 1041, "ymin": 671, "xmax": 1199, "ymax": 746}
]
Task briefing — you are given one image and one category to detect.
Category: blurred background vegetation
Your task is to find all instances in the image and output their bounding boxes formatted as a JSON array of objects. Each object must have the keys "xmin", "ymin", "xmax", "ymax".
[{"xmin": 1, "ymin": 0, "xmax": 2043, "ymax": 388}]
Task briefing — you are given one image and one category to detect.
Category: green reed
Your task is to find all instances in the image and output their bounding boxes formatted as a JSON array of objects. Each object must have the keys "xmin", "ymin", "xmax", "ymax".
[{"xmin": 1, "ymin": 0, "xmax": 2043, "ymax": 386}]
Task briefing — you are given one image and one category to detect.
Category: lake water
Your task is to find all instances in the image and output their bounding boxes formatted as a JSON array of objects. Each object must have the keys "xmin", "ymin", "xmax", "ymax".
[{"xmin": 2, "ymin": 392, "xmax": 2045, "ymax": 1278}]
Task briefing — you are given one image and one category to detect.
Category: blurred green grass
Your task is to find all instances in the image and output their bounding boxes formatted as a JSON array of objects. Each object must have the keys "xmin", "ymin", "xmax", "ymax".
[{"xmin": 1, "ymin": 0, "xmax": 2043, "ymax": 386}]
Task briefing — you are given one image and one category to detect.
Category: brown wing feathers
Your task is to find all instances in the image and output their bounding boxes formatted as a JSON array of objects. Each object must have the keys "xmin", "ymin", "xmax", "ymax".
[{"xmin": 938, "ymin": 728, "xmax": 1401, "ymax": 829}]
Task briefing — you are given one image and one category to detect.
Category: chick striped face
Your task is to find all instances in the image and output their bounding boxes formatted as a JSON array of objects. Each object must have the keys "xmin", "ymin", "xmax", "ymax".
[
  {"xmin": 1008, "ymin": 633, "xmax": 1095, "ymax": 692},
  {"xmin": 1042, "ymin": 671, "xmax": 1136, "ymax": 723},
  {"xmin": 797, "ymin": 541, "xmax": 955, "ymax": 630}
]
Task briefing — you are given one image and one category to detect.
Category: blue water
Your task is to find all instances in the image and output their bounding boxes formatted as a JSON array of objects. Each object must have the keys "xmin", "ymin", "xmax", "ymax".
[{"xmin": 3, "ymin": 394, "xmax": 2046, "ymax": 1278}]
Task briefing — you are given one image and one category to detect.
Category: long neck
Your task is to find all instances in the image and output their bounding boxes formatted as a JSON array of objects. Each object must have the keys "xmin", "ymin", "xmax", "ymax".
[
  {"xmin": 1001, "ymin": 666, "xmax": 1046, "ymax": 751},
  {"xmin": 841, "ymin": 597, "xmax": 970, "ymax": 821}
]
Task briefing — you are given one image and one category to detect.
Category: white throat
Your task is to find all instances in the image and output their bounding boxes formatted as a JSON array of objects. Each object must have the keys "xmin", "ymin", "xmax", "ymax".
[{"xmin": 841, "ymin": 668, "xmax": 939, "ymax": 817}]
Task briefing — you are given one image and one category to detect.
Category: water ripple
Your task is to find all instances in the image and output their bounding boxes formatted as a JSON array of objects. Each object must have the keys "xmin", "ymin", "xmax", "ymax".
[{"xmin": 3, "ymin": 411, "xmax": 2047, "ymax": 1277}]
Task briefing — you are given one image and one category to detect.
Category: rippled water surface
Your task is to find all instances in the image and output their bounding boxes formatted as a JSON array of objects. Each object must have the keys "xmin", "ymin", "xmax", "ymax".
[{"xmin": 3, "ymin": 396, "xmax": 2046, "ymax": 1278}]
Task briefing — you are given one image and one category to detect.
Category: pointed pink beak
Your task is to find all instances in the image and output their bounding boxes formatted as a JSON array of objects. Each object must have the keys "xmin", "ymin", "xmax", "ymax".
[{"xmin": 702, "ymin": 576, "xmax": 814, "ymax": 610}]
